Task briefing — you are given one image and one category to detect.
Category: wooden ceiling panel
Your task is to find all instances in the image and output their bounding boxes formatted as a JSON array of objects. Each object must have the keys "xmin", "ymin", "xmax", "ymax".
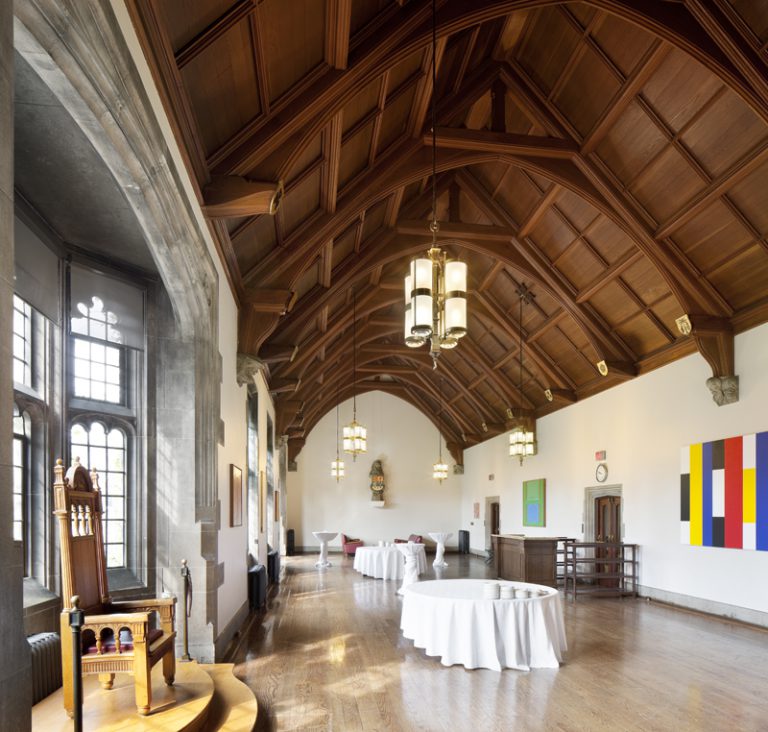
[
  {"xmin": 536, "ymin": 328, "xmax": 595, "ymax": 384},
  {"xmin": 376, "ymin": 87, "xmax": 416, "ymax": 157},
  {"xmin": 233, "ymin": 214, "xmax": 276, "ymax": 275},
  {"xmin": 260, "ymin": 0, "xmax": 325, "ymax": 103},
  {"xmin": 492, "ymin": 167, "xmax": 542, "ymax": 225},
  {"xmin": 615, "ymin": 312, "xmax": 669, "ymax": 355},
  {"xmin": 465, "ymin": 92, "xmax": 490, "ymax": 131},
  {"xmin": 588, "ymin": 280, "xmax": 640, "ymax": 329},
  {"xmin": 727, "ymin": 1, "xmax": 768, "ymax": 44},
  {"xmin": 284, "ymin": 133, "xmax": 323, "ymax": 182},
  {"xmin": 595, "ymin": 101, "xmax": 667, "ymax": 183},
  {"xmin": 650, "ymin": 294, "xmax": 686, "ymax": 339},
  {"xmin": 361, "ymin": 201, "xmax": 388, "ymax": 243},
  {"xmin": 590, "ymin": 12, "xmax": 655, "ymax": 77},
  {"xmin": 386, "ymin": 49, "xmax": 424, "ymax": 96},
  {"xmin": 280, "ymin": 168, "xmax": 321, "ymax": 237},
  {"xmin": 515, "ymin": 7, "xmax": 581, "ymax": 95},
  {"xmin": 642, "ymin": 48, "xmax": 724, "ymax": 133},
  {"xmin": 581, "ymin": 215, "xmax": 635, "ymax": 264},
  {"xmin": 495, "ymin": 12, "xmax": 530, "ymax": 59},
  {"xmin": 724, "ymin": 160, "xmax": 768, "ymax": 234},
  {"xmin": 180, "ymin": 21, "xmax": 260, "ymax": 155},
  {"xmin": 630, "ymin": 146, "xmax": 707, "ymax": 224},
  {"xmin": 470, "ymin": 163, "xmax": 514, "ymax": 206},
  {"xmin": 458, "ymin": 191, "xmax": 494, "ymax": 226},
  {"xmin": 331, "ymin": 227, "xmax": 357, "ymax": 270},
  {"xmin": 620, "ymin": 258, "xmax": 672, "ymax": 309},
  {"xmin": 680, "ymin": 91, "xmax": 768, "ymax": 179},
  {"xmin": 672, "ymin": 200, "xmax": 754, "ymax": 271},
  {"xmin": 555, "ymin": 241, "xmax": 606, "ymax": 291},
  {"xmin": 158, "ymin": 0, "xmax": 235, "ymax": 53},
  {"xmin": 294, "ymin": 258, "xmax": 320, "ymax": 301},
  {"xmin": 505, "ymin": 95, "xmax": 538, "ymax": 135},
  {"xmin": 527, "ymin": 208, "xmax": 578, "ymax": 263},
  {"xmin": 708, "ymin": 246, "xmax": 768, "ymax": 312},
  {"xmin": 350, "ymin": 0, "xmax": 390, "ymax": 39},
  {"xmin": 338, "ymin": 122, "xmax": 375, "ymax": 190},
  {"xmin": 554, "ymin": 46, "xmax": 621, "ymax": 137},
  {"xmin": 554, "ymin": 189, "xmax": 599, "ymax": 233},
  {"xmin": 342, "ymin": 79, "xmax": 380, "ymax": 134}
]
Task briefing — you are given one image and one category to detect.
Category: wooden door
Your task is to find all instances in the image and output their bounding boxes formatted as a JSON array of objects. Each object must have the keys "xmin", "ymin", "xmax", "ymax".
[
  {"xmin": 490, "ymin": 502, "xmax": 500, "ymax": 535},
  {"xmin": 595, "ymin": 496, "xmax": 621, "ymax": 587}
]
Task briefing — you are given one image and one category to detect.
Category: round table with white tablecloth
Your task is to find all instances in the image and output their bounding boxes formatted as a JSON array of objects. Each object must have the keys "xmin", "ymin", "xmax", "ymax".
[
  {"xmin": 400, "ymin": 579, "xmax": 567, "ymax": 671},
  {"xmin": 353, "ymin": 544, "xmax": 427, "ymax": 580}
]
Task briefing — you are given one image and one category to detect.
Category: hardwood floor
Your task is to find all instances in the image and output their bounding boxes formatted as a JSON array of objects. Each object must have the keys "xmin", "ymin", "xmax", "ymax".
[{"xmin": 228, "ymin": 554, "xmax": 768, "ymax": 732}]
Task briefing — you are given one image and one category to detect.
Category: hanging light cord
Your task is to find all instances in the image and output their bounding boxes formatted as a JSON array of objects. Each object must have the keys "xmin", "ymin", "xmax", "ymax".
[
  {"xmin": 519, "ymin": 294, "xmax": 523, "ymax": 409},
  {"xmin": 352, "ymin": 290, "xmax": 357, "ymax": 420},
  {"xmin": 438, "ymin": 376, "xmax": 443, "ymax": 460},
  {"xmin": 430, "ymin": 0, "xmax": 437, "ymax": 243}
]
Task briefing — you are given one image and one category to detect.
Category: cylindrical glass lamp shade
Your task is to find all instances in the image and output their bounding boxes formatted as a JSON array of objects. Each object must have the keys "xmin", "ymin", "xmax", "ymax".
[
  {"xmin": 331, "ymin": 459, "xmax": 345, "ymax": 480},
  {"xmin": 444, "ymin": 295, "xmax": 466, "ymax": 338},
  {"xmin": 404, "ymin": 275, "xmax": 426, "ymax": 347},
  {"xmin": 444, "ymin": 260, "xmax": 467, "ymax": 294},
  {"xmin": 411, "ymin": 258, "xmax": 434, "ymax": 337}
]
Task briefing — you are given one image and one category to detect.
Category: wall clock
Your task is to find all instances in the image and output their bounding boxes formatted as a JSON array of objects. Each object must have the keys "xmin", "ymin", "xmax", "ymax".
[{"xmin": 596, "ymin": 463, "xmax": 608, "ymax": 483}]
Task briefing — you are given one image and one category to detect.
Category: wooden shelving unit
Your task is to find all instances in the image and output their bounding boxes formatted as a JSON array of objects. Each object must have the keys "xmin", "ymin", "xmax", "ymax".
[{"xmin": 563, "ymin": 540, "xmax": 638, "ymax": 602}]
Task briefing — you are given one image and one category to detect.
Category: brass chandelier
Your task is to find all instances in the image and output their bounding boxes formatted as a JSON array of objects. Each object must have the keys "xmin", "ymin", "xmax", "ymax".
[
  {"xmin": 404, "ymin": 0, "xmax": 467, "ymax": 368},
  {"xmin": 343, "ymin": 290, "xmax": 367, "ymax": 459}
]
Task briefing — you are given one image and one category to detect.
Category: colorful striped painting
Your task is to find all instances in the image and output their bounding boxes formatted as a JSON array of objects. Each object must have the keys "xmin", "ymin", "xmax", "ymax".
[{"xmin": 680, "ymin": 431, "xmax": 768, "ymax": 551}]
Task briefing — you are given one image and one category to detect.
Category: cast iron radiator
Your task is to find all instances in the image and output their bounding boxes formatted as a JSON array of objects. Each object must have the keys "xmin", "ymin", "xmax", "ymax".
[{"xmin": 27, "ymin": 632, "xmax": 62, "ymax": 704}]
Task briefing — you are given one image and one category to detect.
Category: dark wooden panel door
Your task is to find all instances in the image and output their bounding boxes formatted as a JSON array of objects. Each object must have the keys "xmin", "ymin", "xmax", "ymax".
[
  {"xmin": 490, "ymin": 502, "xmax": 500, "ymax": 535},
  {"xmin": 595, "ymin": 496, "xmax": 621, "ymax": 587}
]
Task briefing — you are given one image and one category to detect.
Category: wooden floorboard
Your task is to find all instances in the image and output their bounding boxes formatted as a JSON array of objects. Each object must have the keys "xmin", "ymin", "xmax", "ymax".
[{"xmin": 228, "ymin": 553, "xmax": 768, "ymax": 731}]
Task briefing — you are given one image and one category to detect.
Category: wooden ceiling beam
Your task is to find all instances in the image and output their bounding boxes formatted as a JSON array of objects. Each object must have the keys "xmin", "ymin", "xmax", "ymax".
[
  {"xmin": 321, "ymin": 113, "xmax": 343, "ymax": 214},
  {"xmin": 325, "ymin": 0, "xmax": 352, "ymax": 70},
  {"xmin": 174, "ymin": 0, "xmax": 256, "ymax": 69},
  {"xmin": 432, "ymin": 127, "xmax": 578, "ymax": 158},
  {"xmin": 473, "ymin": 291, "xmax": 576, "ymax": 392},
  {"xmin": 407, "ymin": 38, "xmax": 447, "ymax": 137}
]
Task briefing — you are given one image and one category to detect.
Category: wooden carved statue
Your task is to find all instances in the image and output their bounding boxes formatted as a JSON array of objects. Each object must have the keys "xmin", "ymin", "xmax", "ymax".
[{"xmin": 369, "ymin": 460, "xmax": 385, "ymax": 501}]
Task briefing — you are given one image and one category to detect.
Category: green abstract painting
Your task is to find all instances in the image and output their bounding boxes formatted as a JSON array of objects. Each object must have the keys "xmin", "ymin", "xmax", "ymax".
[{"xmin": 523, "ymin": 478, "xmax": 546, "ymax": 527}]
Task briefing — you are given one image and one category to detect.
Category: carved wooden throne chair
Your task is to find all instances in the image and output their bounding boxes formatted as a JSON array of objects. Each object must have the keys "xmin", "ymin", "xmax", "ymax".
[{"xmin": 54, "ymin": 458, "xmax": 176, "ymax": 716}]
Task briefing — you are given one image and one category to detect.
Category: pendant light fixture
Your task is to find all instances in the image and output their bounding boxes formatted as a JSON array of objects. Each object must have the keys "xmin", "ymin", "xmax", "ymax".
[
  {"xmin": 404, "ymin": 0, "xmax": 468, "ymax": 369},
  {"xmin": 331, "ymin": 376, "xmax": 345, "ymax": 481},
  {"xmin": 432, "ymin": 376, "xmax": 448, "ymax": 482},
  {"xmin": 509, "ymin": 285, "xmax": 537, "ymax": 464},
  {"xmin": 343, "ymin": 290, "xmax": 367, "ymax": 459}
]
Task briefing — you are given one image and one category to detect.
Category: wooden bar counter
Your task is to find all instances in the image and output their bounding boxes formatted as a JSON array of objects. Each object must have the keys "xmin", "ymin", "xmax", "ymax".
[{"xmin": 491, "ymin": 534, "xmax": 558, "ymax": 587}]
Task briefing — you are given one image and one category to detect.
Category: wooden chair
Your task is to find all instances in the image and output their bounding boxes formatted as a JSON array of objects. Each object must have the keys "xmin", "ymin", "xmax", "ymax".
[{"xmin": 54, "ymin": 458, "xmax": 176, "ymax": 716}]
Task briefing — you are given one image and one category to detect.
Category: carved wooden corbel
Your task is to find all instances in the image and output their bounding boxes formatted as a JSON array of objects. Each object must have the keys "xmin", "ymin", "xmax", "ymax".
[
  {"xmin": 676, "ymin": 314, "xmax": 737, "ymax": 405},
  {"xmin": 202, "ymin": 176, "xmax": 284, "ymax": 217}
]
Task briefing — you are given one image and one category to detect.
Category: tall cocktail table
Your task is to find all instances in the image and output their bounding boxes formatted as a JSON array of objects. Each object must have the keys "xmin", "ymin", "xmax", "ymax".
[{"xmin": 312, "ymin": 531, "xmax": 338, "ymax": 568}]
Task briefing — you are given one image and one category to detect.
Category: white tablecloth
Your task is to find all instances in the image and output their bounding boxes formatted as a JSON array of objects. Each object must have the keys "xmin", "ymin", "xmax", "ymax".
[
  {"xmin": 354, "ymin": 544, "xmax": 427, "ymax": 580},
  {"xmin": 400, "ymin": 579, "xmax": 567, "ymax": 671}
]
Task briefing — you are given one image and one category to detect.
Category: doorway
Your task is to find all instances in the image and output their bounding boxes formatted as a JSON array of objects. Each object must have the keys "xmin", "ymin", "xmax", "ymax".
[
  {"xmin": 595, "ymin": 493, "xmax": 621, "ymax": 587},
  {"xmin": 484, "ymin": 496, "xmax": 500, "ymax": 554}
]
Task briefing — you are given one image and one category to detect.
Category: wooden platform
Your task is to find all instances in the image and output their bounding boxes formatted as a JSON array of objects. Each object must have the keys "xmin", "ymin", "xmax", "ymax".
[{"xmin": 32, "ymin": 659, "xmax": 257, "ymax": 731}]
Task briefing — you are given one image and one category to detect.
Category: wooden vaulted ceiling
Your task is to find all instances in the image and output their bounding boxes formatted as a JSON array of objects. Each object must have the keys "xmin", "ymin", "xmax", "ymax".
[{"xmin": 129, "ymin": 0, "xmax": 768, "ymax": 464}]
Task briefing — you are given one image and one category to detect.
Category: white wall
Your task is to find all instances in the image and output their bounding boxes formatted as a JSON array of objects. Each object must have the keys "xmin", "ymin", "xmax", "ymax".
[
  {"xmin": 287, "ymin": 391, "xmax": 461, "ymax": 551},
  {"xmin": 216, "ymin": 294, "xmax": 248, "ymax": 633},
  {"xmin": 463, "ymin": 323, "xmax": 768, "ymax": 617}
]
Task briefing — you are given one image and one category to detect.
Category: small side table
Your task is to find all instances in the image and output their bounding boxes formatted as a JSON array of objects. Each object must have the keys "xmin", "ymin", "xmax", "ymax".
[
  {"xmin": 312, "ymin": 531, "xmax": 338, "ymax": 568},
  {"xmin": 428, "ymin": 532, "xmax": 453, "ymax": 568}
]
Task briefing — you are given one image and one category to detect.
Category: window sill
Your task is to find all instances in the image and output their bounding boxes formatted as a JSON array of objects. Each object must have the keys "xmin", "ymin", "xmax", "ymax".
[
  {"xmin": 107, "ymin": 568, "xmax": 153, "ymax": 599},
  {"xmin": 23, "ymin": 577, "xmax": 59, "ymax": 611}
]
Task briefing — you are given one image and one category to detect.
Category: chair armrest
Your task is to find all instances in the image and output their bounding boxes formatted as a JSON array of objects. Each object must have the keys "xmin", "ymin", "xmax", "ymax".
[
  {"xmin": 82, "ymin": 611, "xmax": 151, "ymax": 625},
  {"xmin": 111, "ymin": 597, "xmax": 176, "ymax": 610}
]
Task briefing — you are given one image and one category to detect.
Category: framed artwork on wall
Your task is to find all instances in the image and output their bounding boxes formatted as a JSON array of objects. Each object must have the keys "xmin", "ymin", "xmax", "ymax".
[
  {"xmin": 523, "ymin": 478, "xmax": 546, "ymax": 527},
  {"xmin": 230, "ymin": 465, "xmax": 243, "ymax": 527}
]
